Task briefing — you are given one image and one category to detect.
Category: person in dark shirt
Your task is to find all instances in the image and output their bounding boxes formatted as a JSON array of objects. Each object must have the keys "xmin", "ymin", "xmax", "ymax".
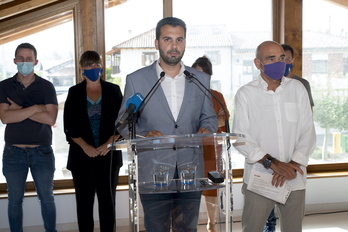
[
  {"xmin": 0, "ymin": 42, "xmax": 58, "ymax": 232},
  {"xmin": 64, "ymin": 50, "xmax": 123, "ymax": 232},
  {"xmin": 282, "ymin": 43, "xmax": 314, "ymax": 108}
]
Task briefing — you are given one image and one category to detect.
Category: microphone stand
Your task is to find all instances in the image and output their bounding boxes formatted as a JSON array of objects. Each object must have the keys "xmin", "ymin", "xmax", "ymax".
[
  {"xmin": 127, "ymin": 71, "xmax": 166, "ymax": 139},
  {"xmin": 139, "ymin": 71, "xmax": 165, "ymax": 109},
  {"xmin": 184, "ymin": 70, "xmax": 230, "ymax": 134},
  {"xmin": 185, "ymin": 70, "xmax": 233, "ymax": 232},
  {"xmin": 128, "ymin": 112, "xmax": 136, "ymax": 139}
]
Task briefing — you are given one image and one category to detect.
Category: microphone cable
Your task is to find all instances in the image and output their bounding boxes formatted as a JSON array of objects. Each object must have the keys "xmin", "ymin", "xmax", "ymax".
[
  {"xmin": 108, "ymin": 127, "xmax": 121, "ymax": 232},
  {"xmin": 184, "ymin": 70, "xmax": 230, "ymax": 134},
  {"xmin": 139, "ymin": 71, "xmax": 165, "ymax": 109},
  {"xmin": 184, "ymin": 70, "xmax": 231, "ymax": 149}
]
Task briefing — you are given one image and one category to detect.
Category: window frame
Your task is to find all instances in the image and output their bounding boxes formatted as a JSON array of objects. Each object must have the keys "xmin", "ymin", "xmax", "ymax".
[
  {"xmin": 0, "ymin": 0, "xmax": 347, "ymax": 196},
  {"xmin": 312, "ymin": 60, "xmax": 328, "ymax": 73},
  {"xmin": 242, "ymin": 60, "xmax": 254, "ymax": 75},
  {"xmin": 205, "ymin": 51, "xmax": 221, "ymax": 65},
  {"xmin": 142, "ymin": 52, "xmax": 158, "ymax": 66}
]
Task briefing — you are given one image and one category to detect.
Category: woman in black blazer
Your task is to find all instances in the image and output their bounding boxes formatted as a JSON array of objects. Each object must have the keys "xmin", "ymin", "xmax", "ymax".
[{"xmin": 63, "ymin": 51, "xmax": 123, "ymax": 232}]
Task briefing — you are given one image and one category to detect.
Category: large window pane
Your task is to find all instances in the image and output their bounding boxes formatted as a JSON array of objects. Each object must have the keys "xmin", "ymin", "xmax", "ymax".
[
  {"xmin": 106, "ymin": 0, "xmax": 271, "ymax": 170},
  {"xmin": 304, "ymin": 0, "xmax": 348, "ymax": 164},
  {"xmin": 105, "ymin": 0, "xmax": 163, "ymax": 175},
  {"xmin": 174, "ymin": 0, "xmax": 272, "ymax": 168},
  {"xmin": 0, "ymin": 19, "xmax": 75, "ymax": 183}
]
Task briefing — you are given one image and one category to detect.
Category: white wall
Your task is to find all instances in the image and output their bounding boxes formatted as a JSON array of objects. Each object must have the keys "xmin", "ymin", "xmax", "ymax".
[{"xmin": 0, "ymin": 177, "xmax": 347, "ymax": 231}]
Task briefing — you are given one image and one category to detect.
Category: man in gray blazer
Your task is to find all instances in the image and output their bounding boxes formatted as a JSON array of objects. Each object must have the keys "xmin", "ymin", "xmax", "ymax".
[{"xmin": 117, "ymin": 17, "xmax": 218, "ymax": 232}]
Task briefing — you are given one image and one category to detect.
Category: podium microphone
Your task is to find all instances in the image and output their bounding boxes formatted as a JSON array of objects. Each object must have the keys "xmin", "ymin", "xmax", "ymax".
[
  {"xmin": 184, "ymin": 70, "xmax": 230, "ymax": 133},
  {"xmin": 115, "ymin": 93, "xmax": 144, "ymax": 128},
  {"xmin": 116, "ymin": 72, "xmax": 165, "ymax": 130}
]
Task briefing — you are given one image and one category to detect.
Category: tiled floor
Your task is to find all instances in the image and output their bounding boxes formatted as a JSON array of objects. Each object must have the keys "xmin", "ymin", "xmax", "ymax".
[
  {"xmin": 66, "ymin": 210, "xmax": 348, "ymax": 232},
  {"xmin": 229, "ymin": 210, "xmax": 348, "ymax": 232}
]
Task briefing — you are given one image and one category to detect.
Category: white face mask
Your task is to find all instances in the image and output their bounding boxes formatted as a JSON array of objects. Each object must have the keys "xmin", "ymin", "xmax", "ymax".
[{"xmin": 17, "ymin": 62, "xmax": 34, "ymax": 76}]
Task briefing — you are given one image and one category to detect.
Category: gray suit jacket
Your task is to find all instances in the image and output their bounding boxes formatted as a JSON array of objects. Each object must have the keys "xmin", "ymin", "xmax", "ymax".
[{"xmin": 117, "ymin": 61, "xmax": 218, "ymax": 183}]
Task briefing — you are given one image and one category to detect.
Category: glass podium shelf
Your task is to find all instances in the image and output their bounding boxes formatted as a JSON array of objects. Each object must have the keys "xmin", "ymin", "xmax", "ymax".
[
  {"xmin": 109, "ymin": 133, "xmax": 243, "ymax": 151},
  {"xmin": 136, "ymin": 178, "xmax": 225, "ymax": 194},
  {"xmin": 109, "ymin": 133, "xmax": 244, "ymax": 232}
]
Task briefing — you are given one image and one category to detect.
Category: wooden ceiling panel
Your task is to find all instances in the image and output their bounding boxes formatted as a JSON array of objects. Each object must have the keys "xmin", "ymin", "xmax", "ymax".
[
  {"xmin": 105, "ymin": 0, "xmax": 127, "ymax": 8},
  {"xmin": 0, "ymin": 0, "xmax": 129, "ymax": 46},
  {"xmin": 0, "ymin": 12, "xmax": 72, "ymax": 45},
  {"xmin": 0, "ymin": 0, "xmax": 17, "ymax": 5},
  {"xmin": 0, "ymin": 0, "xmax": 62, "ymax": 20},
  {"xmin": 325, "ymin": 0, "xmax": 348, "ymax": 8},
  {"xmin": 0, "ymin": 0, "xmax": 128, "ymax": 21}
]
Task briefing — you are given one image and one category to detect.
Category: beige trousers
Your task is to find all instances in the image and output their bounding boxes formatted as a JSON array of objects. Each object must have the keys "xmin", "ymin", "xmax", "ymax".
[{"xmin": 241, "ymin": 183, "xmax": 305, "ymax": 232}]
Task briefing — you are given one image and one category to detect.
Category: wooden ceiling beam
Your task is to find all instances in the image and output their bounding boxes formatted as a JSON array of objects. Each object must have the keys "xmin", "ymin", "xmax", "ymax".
[
  {"xmin": 0, "ymin": 13, "xmax": 72, "ymax": 45},
  {"xmin": 0, "ymin": 0, "xmax": 60, "ymax": 20},
  {"xmin": 325, "ymin": 0, "xmax": 348, "ymax": 9},
  {"xmin": 105, "ymin": 0, "xmax": 127, "ymax": 8},
  {"xmin": 0, "ymin": 0, "xmax": 15, "ymax": 5}
]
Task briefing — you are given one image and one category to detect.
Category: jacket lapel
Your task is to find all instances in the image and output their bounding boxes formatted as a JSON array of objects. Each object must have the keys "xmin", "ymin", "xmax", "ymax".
[{"xmin": 144, "ymin": 62, "xmax": 174, "ymax": 120}]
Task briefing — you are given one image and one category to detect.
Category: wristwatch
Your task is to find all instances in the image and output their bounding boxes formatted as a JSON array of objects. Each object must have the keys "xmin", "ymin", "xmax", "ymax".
[{"xmin": 262, "ymin": 155, "xmax": 274, "ymax": 169}]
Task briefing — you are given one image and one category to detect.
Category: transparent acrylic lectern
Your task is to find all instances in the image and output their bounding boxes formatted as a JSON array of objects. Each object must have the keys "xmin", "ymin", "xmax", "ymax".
[{"xmin": 110, "ymin": 133, "xmax": 242, "ymax": 232}]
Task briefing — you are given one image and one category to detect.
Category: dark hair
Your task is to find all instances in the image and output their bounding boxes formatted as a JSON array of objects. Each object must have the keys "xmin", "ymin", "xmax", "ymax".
[
  {"xmin": 155, "ymin": 17, "xmax": 186, "ymax": 40},
  {"xmin": 79, "ymin": 50, "xmax": 102, "ymax": 67},
  {"xmin": 191, "ymin": 56, "xmax": 213, "ymax": 76},
  {"xmin": 281, "ymin": 43, "xmax": 294, "ymax": 58},
  {"xmin": 15, "ymin": 43, "xmax": 37, "ymax": 59}
]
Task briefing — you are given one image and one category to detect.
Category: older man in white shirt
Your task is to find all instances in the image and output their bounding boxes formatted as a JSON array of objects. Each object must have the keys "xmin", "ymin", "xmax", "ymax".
[{"xmin": 232, "ymin": 41, "xmax": 316, "ymax": 232}]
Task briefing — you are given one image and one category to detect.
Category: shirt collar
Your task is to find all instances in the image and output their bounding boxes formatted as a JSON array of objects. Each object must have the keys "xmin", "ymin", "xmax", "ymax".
[
  {"xmin": 156, "ymin": 59, "xmax": 186, "ymax": 79},
  {"xmin": 258, "ymin": 75, "xmax": 285, "ymax": 92},
  {"xmin": 13, "ymin": 73, "xmax": 39, "ymax": 83}
]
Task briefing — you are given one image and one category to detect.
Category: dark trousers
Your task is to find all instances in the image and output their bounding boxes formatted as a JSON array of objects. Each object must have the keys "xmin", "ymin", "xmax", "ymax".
[
  {"xmin": 72, "ymin": 165, "xmax": 120, "ymax": 232},
  {"xmin": 140, "ymin": 191, "xmax": 202, "ymax": 232},
  {"xmin": 264, "ymin": 208, "xmax": 277, "ymax": 232}
]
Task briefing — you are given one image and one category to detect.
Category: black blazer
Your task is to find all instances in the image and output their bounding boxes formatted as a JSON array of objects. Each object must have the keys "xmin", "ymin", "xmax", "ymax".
[{"xmin": 64, "ymin": 79, "xmax": 123, "ymax": 172}]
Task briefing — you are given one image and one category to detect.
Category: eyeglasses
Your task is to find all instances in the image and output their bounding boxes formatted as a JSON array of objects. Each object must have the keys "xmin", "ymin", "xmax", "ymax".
[
  {"xmin": 84, "ymin": 63, "xmax": 102, "ymax": 69},
  {"xmin": 285, "ymin": 57, "xmax": 293, "ymax": 63}
]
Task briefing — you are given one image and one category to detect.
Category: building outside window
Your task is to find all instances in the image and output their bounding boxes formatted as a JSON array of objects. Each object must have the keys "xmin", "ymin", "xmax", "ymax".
[
  {"xmin": 304, "ymin": 0, "xmax": 348, "ymax": 162},
  {"xmin": 0, "ymin": 19, "xmax": 75, "ymax": 183},
  {"xmin": 142, "ymin": 52, "xmax": 157, "ymax": 66},
  {"xmin": 206, "ymin": 51, "xmax": 221, "ymax": 65},
  {"xmin": 312, "ymin": 60, "xmax": 328, "ymax": 74},
  {"xmin": 243, "ymin": 60, "xmax": 254, "ymax": 75}
]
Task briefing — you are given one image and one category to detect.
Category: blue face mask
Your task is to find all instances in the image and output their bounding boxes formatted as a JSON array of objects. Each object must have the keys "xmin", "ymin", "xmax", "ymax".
[
  {"xmin": 260, "ymin": 61, "xmax": 286, "ymax": 80},
  {"xmin": 83, "ymin": 68, "xmax": 103, "ymax": 82},
  {"xmin": 17, "ymin": 62, "xmax": 34, "ymax": 76},
  {"xmin": 284, "ymin": 63, "xmax": 293, "ymax": 76}
]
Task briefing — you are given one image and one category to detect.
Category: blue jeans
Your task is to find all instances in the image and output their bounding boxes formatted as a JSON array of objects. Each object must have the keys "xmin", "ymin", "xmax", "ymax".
[
  {"xmin": 2, "ymin": 145, "xmax": 57, "ymax": 232},
  {"xmin": 264, "ymin": 208, "xmax": 277, "ymax": 232}
]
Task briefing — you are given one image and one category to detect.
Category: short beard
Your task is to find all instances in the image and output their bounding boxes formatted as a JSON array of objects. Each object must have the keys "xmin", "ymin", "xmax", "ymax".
[{"xmin": 159, "ymin": 49, "xmax": 185, "ymax": 66}]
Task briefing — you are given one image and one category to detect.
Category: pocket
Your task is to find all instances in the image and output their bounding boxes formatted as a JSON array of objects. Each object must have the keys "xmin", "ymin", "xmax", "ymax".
[
  {"xmin": 37, "ymin": 145, "xmax": 54, "ymax": 156},
  {"xmin": 285, "ymin": 103, "xmax": 300, "ymax": 122},
  {"xmin": 2, "ymin": 145, "xmax": 14, "ymax": 157}
]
